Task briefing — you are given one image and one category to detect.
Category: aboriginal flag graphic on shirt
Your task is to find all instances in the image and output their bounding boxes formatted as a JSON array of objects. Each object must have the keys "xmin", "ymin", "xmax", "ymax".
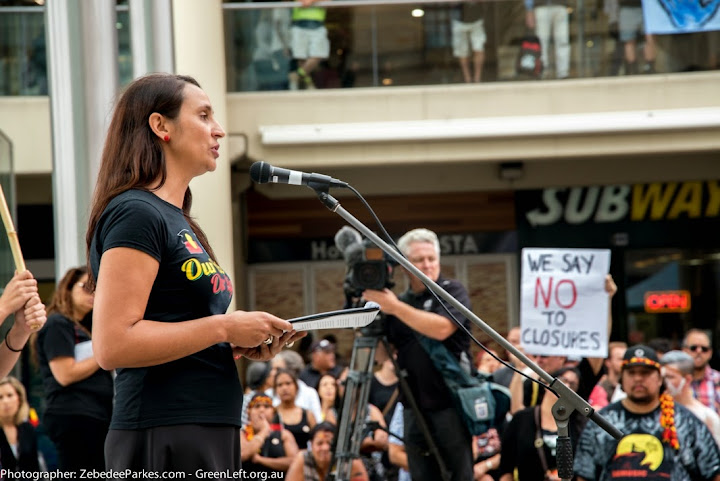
[{"xmin": 179, "ymin": 229, "xmax": 204, "ymax": 254}]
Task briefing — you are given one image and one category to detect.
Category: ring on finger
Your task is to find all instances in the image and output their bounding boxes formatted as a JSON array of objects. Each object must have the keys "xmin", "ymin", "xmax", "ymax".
[
  {"xmin": 285, "ymin": 341, "xmax": 295, "ymax": 348},
  {"xmin": 264, "ymin": 336, "xmax": 273, "ymax": 345}
]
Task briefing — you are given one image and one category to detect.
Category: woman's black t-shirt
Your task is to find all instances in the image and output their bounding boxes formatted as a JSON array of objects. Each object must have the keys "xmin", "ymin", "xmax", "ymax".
[
  {"xmin": 368, "ymin": 376, "xmax": 398, "ymax": 425},
  {"xmin": 89, "ymin": 189, "xmax": 239, "ymax": 429},
  {"xmin": 37, "ymin": 313, "xmax": 113, "ymax": 421},
  {"xmin": 283, "ymin": 409, "xmax": 312, "ymax": 450},
  {"xmin": 243, "ymin": 430, "xmax": 286, "ymax": 475}
]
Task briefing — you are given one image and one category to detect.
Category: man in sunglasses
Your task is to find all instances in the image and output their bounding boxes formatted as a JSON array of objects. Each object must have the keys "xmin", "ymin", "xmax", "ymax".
[{"xmin": 683, "ymin": 329, "xmax": 720, "ymax": 414}]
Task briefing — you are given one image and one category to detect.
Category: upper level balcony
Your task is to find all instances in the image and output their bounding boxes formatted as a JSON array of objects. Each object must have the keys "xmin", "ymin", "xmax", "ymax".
[{"xmin": 1, "ymin": 0, "xmax": 718, "ymax": 96}]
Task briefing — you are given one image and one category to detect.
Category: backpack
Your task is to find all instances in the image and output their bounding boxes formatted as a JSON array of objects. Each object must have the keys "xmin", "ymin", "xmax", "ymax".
[
  {"xmin": 415, "ymin": 334, "xmax": 511, "ymax": 436},
  {"xmin": 516, "ymin": 34, "xmax": 543, "ymax": 78}
]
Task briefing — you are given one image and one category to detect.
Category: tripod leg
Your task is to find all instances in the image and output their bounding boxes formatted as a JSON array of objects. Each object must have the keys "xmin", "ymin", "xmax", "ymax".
[{"xmin": 329, "ymin": 335, "xmax": 379, "ymax": 481}]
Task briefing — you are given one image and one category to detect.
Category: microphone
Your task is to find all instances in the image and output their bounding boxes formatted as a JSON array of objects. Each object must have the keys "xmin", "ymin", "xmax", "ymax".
[
  {"xmin": 334, "ymin": 226, "xmax": 363, "ymax": 255},
  {"xmin": 334, "ymin": 225, "xmax": 365, "ymax": 268},
  {"xmin": 249, "ymin": 161, "xmax": 348, "ymax": 189}
]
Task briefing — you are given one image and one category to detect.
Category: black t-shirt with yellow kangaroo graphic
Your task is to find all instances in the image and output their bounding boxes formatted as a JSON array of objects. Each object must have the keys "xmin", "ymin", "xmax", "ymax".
[
  {"xmin": 90, "ymin": 189, "xmax": 239, "ymax": 429},
  {"xmin": 574, "ymin": 401, "xmax": 720, "ymax": 481}
]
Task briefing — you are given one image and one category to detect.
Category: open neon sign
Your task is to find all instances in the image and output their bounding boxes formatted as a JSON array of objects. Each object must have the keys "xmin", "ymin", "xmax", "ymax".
[{"xmin": 644, "ymin": 290, "xmax": 691, "ymax": 313}]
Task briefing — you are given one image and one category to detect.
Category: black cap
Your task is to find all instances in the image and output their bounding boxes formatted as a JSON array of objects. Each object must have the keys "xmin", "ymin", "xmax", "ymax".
[
  {"xmin": 622, "ymin": 345, "xmax": 661, "ymax": 371},
  {"xmin": 311, "ymin": 339, "xmax": 335, "ymax": 352}
]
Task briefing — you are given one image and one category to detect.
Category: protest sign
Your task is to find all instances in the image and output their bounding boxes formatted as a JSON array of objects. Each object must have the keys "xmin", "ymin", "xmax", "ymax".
[{"xmin": 520, "ymin": 248, "xmax": 611, "ymax": 358}]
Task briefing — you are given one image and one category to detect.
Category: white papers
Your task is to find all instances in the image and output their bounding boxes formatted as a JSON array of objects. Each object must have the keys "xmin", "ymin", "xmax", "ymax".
[
  {"xmin": 74, "ymin": 340, "xmax": 94, "ymax": 361},
  {"xmin": 288, "ymin": 302, "xmax": 380, "ymax": 331}
]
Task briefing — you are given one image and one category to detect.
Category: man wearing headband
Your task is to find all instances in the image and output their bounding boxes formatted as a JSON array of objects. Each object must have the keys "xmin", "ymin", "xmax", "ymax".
[
  {"xmin": 241, "ymin": 392, "xmax": 298, "ymax": 475},
  {"xmin": 574, "ymin": 344, "xmax": 720, "ymax": 480}
]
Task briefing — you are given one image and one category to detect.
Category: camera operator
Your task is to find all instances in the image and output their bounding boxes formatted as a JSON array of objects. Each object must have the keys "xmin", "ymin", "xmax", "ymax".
[{"xmin": 362, "ymin": 228, "xmax": 473, "ymax": 481}]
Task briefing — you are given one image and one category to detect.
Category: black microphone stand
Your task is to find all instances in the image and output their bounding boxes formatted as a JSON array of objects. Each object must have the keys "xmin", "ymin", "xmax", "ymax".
[{"xmin": 312, "ymin": 189, "xmax": 624, "ymax": 481}]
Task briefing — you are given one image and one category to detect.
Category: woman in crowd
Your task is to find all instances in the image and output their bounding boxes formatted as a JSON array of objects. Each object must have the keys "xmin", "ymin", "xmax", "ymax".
[
  {"xmin": 316, "ymin": 373, "xmax": 340, "ymax": 424},
  {"xmin": 0, "ymin": 376, "xmax": 40, "ymax": 471},
  {"xmin": 269, "ymin": 350, "xmax": 323, "ymax": 422},
  {"xmin": 241, "ymin": 392, "xmax": 298, "ymax": 475},
  {"xmin": 368, "ymin": 352, "xmax": 399, "ymax": 427},
  {"xmin": 286, "ymin": 422, "xmax": 368, "ymax": 481},
  {"xmin": 476, "ymin": 348, "xmax": 501, "ymax": 375},
  {"xmin": 85, "ymin": 73, "xmax": 303, "ymax": 470},
  {"xmin": 275, "ymin": 368, "xmax": 317, "ymax": 450},
  {"xmin": 498, "ymin": 367, "xmax": 588, "ymax": 481},
  {"xmin": 35, "ymin": 266, "xmax": 112, "ymax": 470}
]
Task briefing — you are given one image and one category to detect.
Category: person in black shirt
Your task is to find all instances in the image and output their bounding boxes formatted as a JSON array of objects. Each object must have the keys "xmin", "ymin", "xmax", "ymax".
[
  {"xmin": 35, "ymin": 266, "xmax": 112, "ymax": 470},
  {"xmin": 275, "ymin": 368, "xmax": 317, "ymax": 450},
  {"xmin": 574, "ymin": 345, "xmax": 720, "ymax": 481},
  {"xmin": 363, "ymin": 228, "xmax": 474, "ymax": 481},
  {"xmin": 85, "ymin": 73, "xmax": 304, "ymax": 471},
  {"xmin": 368, "ymin": 347, "xmax": 399, "ymax": 427},
  {"xmin": 499, "ymin": 366, "xmax": 601, "ymax": 481},
  {"xmin": 298, "ymin": 339, "xmax": 343, "ymax": 389}
]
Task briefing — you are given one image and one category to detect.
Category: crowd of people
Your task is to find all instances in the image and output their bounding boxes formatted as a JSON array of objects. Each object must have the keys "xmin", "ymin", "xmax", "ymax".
[{"xmin": 232, "ymin": 226, "xmax": 720, "ymax": 481}]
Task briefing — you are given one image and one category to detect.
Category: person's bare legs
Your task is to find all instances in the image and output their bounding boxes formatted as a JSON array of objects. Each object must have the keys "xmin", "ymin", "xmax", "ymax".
[
  {"xmin": 643, "ymin": 34, "xmax": 656, "ymax": 72},
  {"xmin": 459, "ymin": 56, "xmax": 472, "ymax": 83},
  {"xmin": 624, "ymin": 39, "xmax": 636, "ymax": 63},
  {"xmin": 300, "ymin": 57, "xmax": 321, "ymax": 76},
  {"xmin": 296, "ymin": 57, "xmax": 322, "ymax": 89},
  {"xmin": 624, "ymin": 39, "xmax": 638, "ymax": 74},
  {"xmin": 472, "ymin": 50, "xmax": 485, "ymax": 82}
]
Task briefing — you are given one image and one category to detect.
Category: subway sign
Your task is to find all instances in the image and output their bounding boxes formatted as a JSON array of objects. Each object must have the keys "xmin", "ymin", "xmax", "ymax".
[
  {"xmin": 525, "ymin": 181, "xmax": 720, "ymax": 226},
  {"xmin": 516, "ymin": 181, "xmax": 720, "ymax": 249},
  {"xmin": 644, "ymin": 290, "xmax": 691, "ymax": 313}
]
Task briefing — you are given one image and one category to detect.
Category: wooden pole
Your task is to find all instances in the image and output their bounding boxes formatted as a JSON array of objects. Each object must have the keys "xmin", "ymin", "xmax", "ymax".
[
  {"xmin": 0, "ymin": 184, "xmax": 41, "ymax": 331},
  {"xmin": 0, "ymin": 184, "xmax": 26, "ymax": 273}
]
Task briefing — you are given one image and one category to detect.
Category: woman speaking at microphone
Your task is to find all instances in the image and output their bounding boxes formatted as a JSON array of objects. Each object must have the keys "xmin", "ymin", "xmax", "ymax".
[{"xmin": 86, "ymin": 73, "xmax": 304, "ymax": 471}]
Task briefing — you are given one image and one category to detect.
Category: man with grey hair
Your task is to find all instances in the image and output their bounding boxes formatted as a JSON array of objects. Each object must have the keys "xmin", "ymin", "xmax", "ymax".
[
  {"xmin": 363, "ymin": 228, "xmax": 473, "ymax": 481},
  {"xmin": 661, "ymin": 350, "xmax": 720, "ymax": 446}
]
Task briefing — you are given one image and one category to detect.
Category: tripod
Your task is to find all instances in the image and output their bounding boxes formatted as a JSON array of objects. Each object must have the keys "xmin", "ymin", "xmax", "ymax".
[{"xmin": 328, "ymin": 320, "xmax": 450, "ymax": 481}]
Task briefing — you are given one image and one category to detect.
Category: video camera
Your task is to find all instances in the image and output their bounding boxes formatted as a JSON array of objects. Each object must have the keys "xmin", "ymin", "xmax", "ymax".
[{"xmin": 334, "ymin": 226, "xmax": 395, "ymax": 306}]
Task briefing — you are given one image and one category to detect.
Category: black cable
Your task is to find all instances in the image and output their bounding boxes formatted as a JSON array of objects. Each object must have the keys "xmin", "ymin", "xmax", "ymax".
[{"xmin": 345, "ymin": 184, "xmax": 557, "ymax": 396}]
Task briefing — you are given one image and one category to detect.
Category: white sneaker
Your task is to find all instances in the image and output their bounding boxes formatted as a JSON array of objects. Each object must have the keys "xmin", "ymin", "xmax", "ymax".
[{"xmin": 288, "ymin": 72, "xmax": 299, "ymax": 91}]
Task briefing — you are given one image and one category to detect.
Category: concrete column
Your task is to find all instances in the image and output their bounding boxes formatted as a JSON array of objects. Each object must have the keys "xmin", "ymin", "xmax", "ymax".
[
  {"xmin": 172, "ymin": 0, "xmax": 237, "ymax": 309},
  {"xmin": 130, "ymin": 0, "xmax": 174, "ymax": 77},
  {"xmin": 46, "ymin": 0, "xmax": 118, "ymax": 278}
]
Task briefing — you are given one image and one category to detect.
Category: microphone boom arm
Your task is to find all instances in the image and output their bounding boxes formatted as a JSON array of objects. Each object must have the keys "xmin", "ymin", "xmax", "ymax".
[{"xmin": 314, "ymin": 190, "xmax": 623, "ymax": 481}]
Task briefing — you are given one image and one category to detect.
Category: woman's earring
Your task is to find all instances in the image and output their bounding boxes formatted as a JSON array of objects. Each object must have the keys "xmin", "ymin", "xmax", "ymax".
[{"xmin": 163, "ymin": 135, "xmax": 170, "ymax": 142}]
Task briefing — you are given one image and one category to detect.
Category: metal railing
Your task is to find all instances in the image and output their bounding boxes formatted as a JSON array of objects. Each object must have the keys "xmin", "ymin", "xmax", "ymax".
[{"xmin": 0, "ymin": 1, "xmax": 718, "ymax": 96}]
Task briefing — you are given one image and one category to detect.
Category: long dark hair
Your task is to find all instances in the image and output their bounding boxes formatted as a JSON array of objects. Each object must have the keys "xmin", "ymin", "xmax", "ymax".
[
  {"xmin": 47, "ymin": 266, "xmax": 88, "ymax": 320},
  {"xmin": 85, "ymin": 73, "xmax": 216, "ymax": 284},
  {"xmin": 316, "ymin": 373, "xmax": 342, "ymax": 415},
  {"xmin": 30, "ymin": 266, "xmax": 90, "ymax": 366}
]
